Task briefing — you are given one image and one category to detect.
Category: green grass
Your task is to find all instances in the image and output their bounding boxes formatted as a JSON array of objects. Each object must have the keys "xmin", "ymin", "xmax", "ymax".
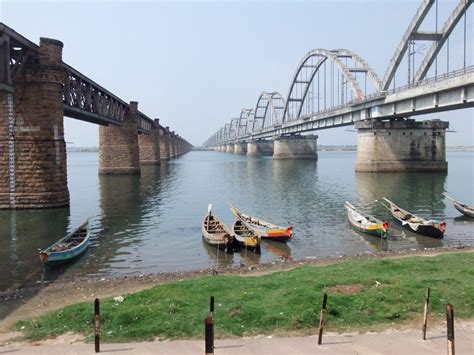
[{"xmin": 15, "ymin": 252, "xmax": 474, "ymax": 342}]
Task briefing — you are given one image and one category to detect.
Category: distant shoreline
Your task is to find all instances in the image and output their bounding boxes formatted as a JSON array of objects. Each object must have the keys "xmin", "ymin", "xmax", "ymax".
[{"xmin": 67, "ymin": 146, "xmax": 474, "ymax": 152}]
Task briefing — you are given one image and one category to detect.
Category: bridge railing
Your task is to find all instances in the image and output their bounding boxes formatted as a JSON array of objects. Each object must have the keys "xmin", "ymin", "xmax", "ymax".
[
  {"xmin": 63, "ymin": 63, "xmax": 128, "ymax": 125},
  {"xmin": 136, "ymin": 111, "xmax": 153, "ymax": 133}
]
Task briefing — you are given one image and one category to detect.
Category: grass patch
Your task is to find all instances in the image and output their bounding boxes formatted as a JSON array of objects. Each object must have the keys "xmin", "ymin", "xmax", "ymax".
[{"xmin": 15, "ymin": 252, "xmax": 474, "ymax": 342}]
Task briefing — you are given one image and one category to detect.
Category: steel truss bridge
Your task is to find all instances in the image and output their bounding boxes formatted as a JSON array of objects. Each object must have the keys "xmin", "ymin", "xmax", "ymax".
[
  {"xmin": 203, "ymin": 0, "xmax": 474, "ymax": 147},
  {"xmin": 0, "ymin": 22, "xmax": 180, "ymax": 138}
]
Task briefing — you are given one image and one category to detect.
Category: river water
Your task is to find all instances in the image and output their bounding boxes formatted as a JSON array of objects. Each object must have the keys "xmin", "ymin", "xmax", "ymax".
[{"xmin": 0, "ymin": 150, "xmax": 473, "ymax": 291}]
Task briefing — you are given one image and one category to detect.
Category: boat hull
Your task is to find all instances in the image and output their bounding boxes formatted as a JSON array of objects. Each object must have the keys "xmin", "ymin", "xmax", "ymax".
[
  {"xmin": 398, "ymin": 221, "xmax": 445, "ymax": 239},
  {"xmin": 42, "ymin": 243, "xmax": 90, "ymax": 266},
  {"xmin": 40, "ymin": 221, "xmax": 91, "ymax": 267},
  {"xmin": 349, "ymin": 223, "xmax": 387, "ymax": 238},
  {"xmin": 201, "ymin": 214, "xmax": 234, "ymax": 253},
  {"xmin": 454, "ymin": 202, "xmax": 474, "ymax": 218},
  {"xmin": 261, "ymin": 234, "xmax": 292, "ymax": 243}
]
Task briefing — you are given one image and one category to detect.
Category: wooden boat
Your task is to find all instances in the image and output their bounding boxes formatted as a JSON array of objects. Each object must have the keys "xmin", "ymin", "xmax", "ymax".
[
  {"xmin": 382, "ymin": 198, "xmax": 446, "ymax": 239},
  {"xmin": 230, "ymin": 205, "xmax": 292, "ymax": 243},
  {"xmin": 445, "ymin": 194, "xmax": 474, "ymax": 218},
  {"xmin": 39, "ymin": 220, "xmax": 91, "ymax": 267},
  {"xmin": 232, "ymin": 219, "xmax": 261, "ymax": 253},
  {"xmin": 202, "ymin": 205, "xmax": 234, "ymax": 252},
  {"xmin": 345, "ymin": 201, "xmax": 388, "ymax": 238}
]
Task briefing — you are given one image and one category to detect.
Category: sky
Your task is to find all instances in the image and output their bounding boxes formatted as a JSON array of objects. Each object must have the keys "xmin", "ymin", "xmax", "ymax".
[{"xmin": 1, "ymin": 0, "xmax": 473, "ymax": 147}]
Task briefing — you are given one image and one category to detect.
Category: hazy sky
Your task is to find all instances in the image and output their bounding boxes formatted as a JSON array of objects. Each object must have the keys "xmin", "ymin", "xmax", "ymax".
[{"xmin": 1, "ymin": 0, "xmax": 473, "ymax": 146}]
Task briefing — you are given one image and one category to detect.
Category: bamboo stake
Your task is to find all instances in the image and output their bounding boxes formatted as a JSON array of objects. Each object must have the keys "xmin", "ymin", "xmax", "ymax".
[
  {"xmin": 210, "ymin": 296, "xmax": 215, "ymax": 319},
  {"xmin": 422, "ymin": 287, "xmax": 430, "ymax": 340},
  {"xmin": 205, "ymin": 316, "xmax": 214, "ymax": 355},
  {"xmin": 318, "ymin": 293, "xmax": 328, "ymax": 345},
  {"xmin": 446, "ymin": 303, "xmax": 455, "ymax": 355},
  {"xmin": 94, "ymin": 298, "xmax": 100, "ymax": 353}
]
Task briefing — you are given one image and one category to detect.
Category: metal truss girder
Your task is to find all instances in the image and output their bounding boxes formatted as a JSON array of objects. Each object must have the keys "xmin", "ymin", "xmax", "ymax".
[
  {"xmin": 414, "ymin": 0, "xmax": 473, "ymax": 82},
  {"xmin": 381, "ymin": 0, "xmax": 435, "ymax": 91},
  {"xmin": 410, "ymin": 31, "xmax": 442, "ymax": 41}
]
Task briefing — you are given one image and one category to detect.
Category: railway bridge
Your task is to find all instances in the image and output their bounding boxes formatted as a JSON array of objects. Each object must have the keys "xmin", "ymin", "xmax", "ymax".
[
  {"xmin": 203, "ymin": 0, "xmax": 473, "ymax": 172},
  {"xmin": 0, "ymin": 23, "xmax": 192, "ymax": 209}
]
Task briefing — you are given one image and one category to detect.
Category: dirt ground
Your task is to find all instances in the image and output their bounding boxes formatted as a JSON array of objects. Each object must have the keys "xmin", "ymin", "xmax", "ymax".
[{"xmin": 0, "ymin": 246, "xmax": 472, "ymax": 347}]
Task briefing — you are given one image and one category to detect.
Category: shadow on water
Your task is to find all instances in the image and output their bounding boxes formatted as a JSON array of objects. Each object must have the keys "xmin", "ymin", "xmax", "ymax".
[{"xmin": 0, "ymin": 207, "xmax": 70, "ymax": 320}]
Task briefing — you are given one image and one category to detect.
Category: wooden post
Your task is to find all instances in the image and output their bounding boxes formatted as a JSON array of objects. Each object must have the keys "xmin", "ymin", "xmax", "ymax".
[
  {"xmin": 94, "ymin": 298, "xmax": 100, "ymax": 353},
  {"xmin": 318, "ymin": 293, "xmax": 328, "ymax": 345},
  {"xmin": 446, "ymin": 303, "xmax": 455, "ymax": 355},
  {"xmin": 210, "ymin": 296, "xmax": 215, "ymax": 318},
  {"xmin": 205, "ymin": 316, "xmax": 214, "ymax": 355},
  {"xmin": 422, "ymin": 287, "xmax": 430, "ymax": 340}
]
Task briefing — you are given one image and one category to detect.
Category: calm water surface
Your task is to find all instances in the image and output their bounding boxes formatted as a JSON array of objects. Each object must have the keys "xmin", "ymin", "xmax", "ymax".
[{"xmin": 0, "ymin": 150, "xmax": 473, "ymax": 290}]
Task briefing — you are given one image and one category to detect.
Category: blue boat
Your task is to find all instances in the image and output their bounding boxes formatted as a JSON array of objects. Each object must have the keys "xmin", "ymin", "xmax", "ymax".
[{"xmin": 39, "ymin": 220, "xmax": 90, "ymax": 267}]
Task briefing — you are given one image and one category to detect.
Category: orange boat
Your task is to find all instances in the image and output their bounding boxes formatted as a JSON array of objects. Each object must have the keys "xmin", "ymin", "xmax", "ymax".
[{"xmin": 230, "ymin": 205, "xmax": 293, "ymax": 243}]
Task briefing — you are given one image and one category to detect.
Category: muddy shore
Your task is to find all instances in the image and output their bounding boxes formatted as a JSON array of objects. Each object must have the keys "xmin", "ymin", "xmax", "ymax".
[{"xmin": 1, "ymin": 245, "xmax": 473, "ymax": 337}]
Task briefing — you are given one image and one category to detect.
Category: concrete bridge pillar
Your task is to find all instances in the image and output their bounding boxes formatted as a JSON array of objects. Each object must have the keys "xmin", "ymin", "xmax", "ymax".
[
  {"xmin": 355, "ymin": 119, "xmax": 448, "ymax": 172},
  {"xmin": 99, "ymin": 101, "xmax": 140, "ymax": 174},
  {"xmin": 226, "ymin": 144, "xmax": 234, "ymax": 153},
  {"xmin": 0, "ymin": 38, "xmax": 69, "ymax": 208},
  {"xmin": 159, "ymin": 126, "xmax": 170, "ymax": 160},
  {"xmin": 234, "ymin": 142, "xmax": 247, "ymax": 154},
  {"xmin": 247, "ymin": 140, "xmax": 274, "ymax": 156},
  {"xmin": 138, "ymin": 119, "xmax": 161, "ymax": 165},
  {"xmin": 273, "ymin": 135, "xmax": 318, "ymax": 159}
]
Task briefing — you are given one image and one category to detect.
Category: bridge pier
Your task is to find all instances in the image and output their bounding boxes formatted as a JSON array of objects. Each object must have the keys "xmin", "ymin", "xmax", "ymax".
[
  {"xmin": 99, "ymin": 101, "xmax": 140, "ymax": 174},
  {"xmin": 160, "ymin": 126, "xmax": 171, "ymax": 160},
  {"xmin": 273, "ymin": 135, "xmax": 318, "ymax": 160},
  {"xmin": 0, "ymin": 38, "xmax": 69, "ymax": 208},
  {"xmin": 355, "ymin": 119, "xmax": 448, "ymax": 172},
  {"xmin": 138, "ymin": 119, "xmax": 161, "ymax": 165},
  {"xmin": 169, "ymin": 132, "xmax": 176, "ymax": 158},
  {"xmin": 226, "ymin": 144, "xmax": 234, "ymax": 153},
  {"xmin": 234, "ymin": 142, "xmax": 247, "ymax": 154},
  {"xmin": 247, "ymin": 140, "xmax": 274, "ymax": 156}
]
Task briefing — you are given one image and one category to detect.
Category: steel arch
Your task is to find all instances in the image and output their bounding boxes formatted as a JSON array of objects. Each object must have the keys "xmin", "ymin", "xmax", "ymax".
[
  {"xmin": 282, "ymin": 48, "xmax": 368, "ymax": 122},
  {"xmin": 237, "ymin": 108, "xmax": 254, "ymax": 137},
  {"xmin": 334, "ymin": 49, "xmax": 382, "ymax": 91},
  {"xmin": 252, "ymin": 91, "xmax": 286, "ymax": 132}
]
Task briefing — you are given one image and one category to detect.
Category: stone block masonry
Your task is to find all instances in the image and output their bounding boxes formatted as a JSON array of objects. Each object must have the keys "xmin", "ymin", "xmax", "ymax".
[
  {"xmin": 355, "ymin": 119, "xmax": 448, "ymax": 172},
  {"xmin": 159, "ymin": 127, "xmax": 170, "ymax": 160},
  {"xmin": 99, "ymin": 101, "xmax": 140, "ymax": 174},
  {"xmin": 138, "ymin": 119, "xmax": 161, "ymax": 165},
  {"xmin": 0, "ymin": 38, "xmax": 69, "ymax": 209}
]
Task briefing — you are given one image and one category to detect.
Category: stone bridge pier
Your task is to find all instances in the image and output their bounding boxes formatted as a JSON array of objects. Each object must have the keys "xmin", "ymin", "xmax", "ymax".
[
  {"xmin": 355, "ymin": 119, "xmax": 448, "ymax": 172},
  {"xmin": 99, "ymin": 101, "xmax": 140, "ymax": 174},
  {"xmin": 169, "ymin": 131, "xmax": 176, "ymax": 158},
  {"xmin": 1, "ymin": 37, "xmax": 69, "ymax": 208},
  {"xmin": 138, "ymin": 118, "xmax": 161, "ymax": 165},
  {"xmin": 160, "ymin": 126, "xmax": 171, "ymax": 160},
  {"xmin": 273, "ymin": 135, "xmax": 318, "ymax": 159}
]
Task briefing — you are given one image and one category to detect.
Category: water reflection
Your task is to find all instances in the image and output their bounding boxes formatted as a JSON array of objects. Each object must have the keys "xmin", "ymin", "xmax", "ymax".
[
  {"xmin": 262, "ymin": 240, "xmax": 292, "ymax": 260},
  {"xmin": 355, "ymin": 172, "xmax": 447, "ymax": 217},
  {"xmin": 0, "ymin": 208, "xmax": 70, "ymax": 290},
  {"xmin": 355, "ymin": 172, "xmax": 447, "ymax": 249}
]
